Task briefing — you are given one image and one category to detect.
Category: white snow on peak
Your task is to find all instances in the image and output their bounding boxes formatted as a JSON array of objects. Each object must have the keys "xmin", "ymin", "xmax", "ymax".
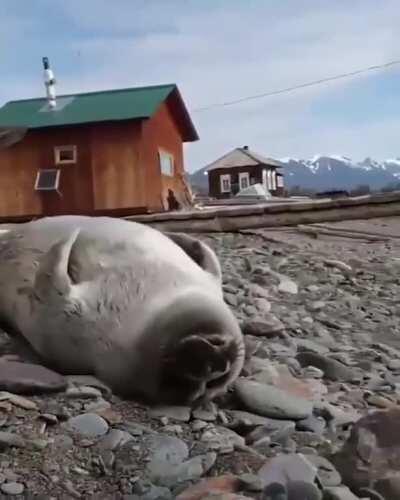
[
  {"xmin": 385, "ymin": 158, "xmax": 400, "ymax": 166},
  {"xmin": 279, "ymin": 157, "xmax": 301, "ymax": 163}
]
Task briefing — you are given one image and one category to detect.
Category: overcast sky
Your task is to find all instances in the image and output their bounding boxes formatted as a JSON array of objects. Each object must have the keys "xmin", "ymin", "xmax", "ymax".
[{"xmin": 1, "ymin": 0, "xmax": 400, "ymax": 171}]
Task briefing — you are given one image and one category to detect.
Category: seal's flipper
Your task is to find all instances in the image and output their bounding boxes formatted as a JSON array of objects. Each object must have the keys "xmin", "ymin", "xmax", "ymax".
[
  {"xmin": 162, "ymin": 232, "xmax": 222, "ymax": 282},
  {"xmin": 33, "ymin": 228, "xmax": 81, "ymax": 298}
]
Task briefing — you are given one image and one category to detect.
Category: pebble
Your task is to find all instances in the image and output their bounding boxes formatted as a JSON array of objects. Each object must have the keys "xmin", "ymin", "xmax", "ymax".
[
  {"xmin": 0, "ymin": 361, "xmax": 67, "ymax": 395},
  {"xmin": 235, "ymin": 378, "xmax": 313, "ymax": 420},
  {"xmin": 149, "ymin": 406, "xmax": 191, "ymax": 422},
  {"xmin": 65, "ymin": 386, "xmax": 103, "ymax": 399},
  {"xmin": 296, "ymin": 352, "xmax": 359, "ymax": 382},
  {"xmin": 0, "ymin": 431, "xmax": 25, "ymax": 449},
  {"xmin": 0, "ymin": 482, "xmax": 25, "ymax": 496},
  {"xmin": 63, "ymin": 413, "xmax": 109, "ymax": 439}
]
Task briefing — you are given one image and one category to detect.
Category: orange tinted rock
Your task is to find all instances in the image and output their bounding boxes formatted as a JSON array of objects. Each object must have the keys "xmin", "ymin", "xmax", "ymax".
[{"xmin": 176, "ymin": 475, "xmax": 242, "ymax": 500}]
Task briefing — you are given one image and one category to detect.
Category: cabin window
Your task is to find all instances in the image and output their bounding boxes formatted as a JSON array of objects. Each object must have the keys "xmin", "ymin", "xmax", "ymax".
[
  {"xmin": 159, "ymin": 150, "xmax": 174, "ymax": 176},
  {"xmin": 277, "ymin": 175, "xmax": 284, "ymax": 188},
  {"xmin": 220, "ymin": 174, "xmax": 231, "ymax": 193},
  {"xmin": 239, "ymin": 172, "xmax": 250, "ymax": 190},
  {"xmin": 34, "ymin": 169, "xmax": 60, "ymax": 191},
  {"xmin": 54, "ymin": 145, "xmax": 77, "ymax": 165}
]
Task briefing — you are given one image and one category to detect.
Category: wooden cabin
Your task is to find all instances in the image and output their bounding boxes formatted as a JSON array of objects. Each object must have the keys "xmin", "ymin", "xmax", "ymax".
[
  {"xmin": 0, "ymin": 84, "xmax": 198, "ymax": 219},
  {"xmin": 205, "ymin": 146, "xmax": 285, "ymax": 199}
]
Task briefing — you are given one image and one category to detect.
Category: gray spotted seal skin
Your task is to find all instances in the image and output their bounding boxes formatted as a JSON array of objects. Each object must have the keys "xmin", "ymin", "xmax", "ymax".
[{"xmin": 0, "ymin": 215, "xmax": 245, "ymax": 405}]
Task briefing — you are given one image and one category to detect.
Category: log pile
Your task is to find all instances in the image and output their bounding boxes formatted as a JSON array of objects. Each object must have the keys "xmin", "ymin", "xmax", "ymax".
[{"xmin": 126, "ymin": 191, "xmax": 400, "ymax": 233}]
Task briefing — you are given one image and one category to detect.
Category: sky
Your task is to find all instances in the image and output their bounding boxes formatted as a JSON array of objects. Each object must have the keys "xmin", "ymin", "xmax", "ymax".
[{"xmin": 1, "ymin": 0, "xmax": 400, "ymax": 172}]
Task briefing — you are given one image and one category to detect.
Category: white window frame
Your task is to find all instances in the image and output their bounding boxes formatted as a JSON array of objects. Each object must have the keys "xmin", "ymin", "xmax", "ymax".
[
  {"xmin": 34, "ymin": 169, "xmax": 61, "ymax": 191},
  {"xmin": 239, "ymin": 172, "xmax": 250, "ymax": 190},
  {"xmin": 158, "ymin": 149, "xmax": 174, "ymax": 177},
  {"xmin": 271, "ymin": 170, "xmax": 277, "ymax": 191},
  {"xmin": 54, "ymin": 145, "xmax": 77, "ymax": 165},
  {"xmin": 220, "ymin": 174, "xmax": 231, "ymax": 193},
  {"xmin": 277, "ymin": 174, "xmax": 284, "ymax": 188}
]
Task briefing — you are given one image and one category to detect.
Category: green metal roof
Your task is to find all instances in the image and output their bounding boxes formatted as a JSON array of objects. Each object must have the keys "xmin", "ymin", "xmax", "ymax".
[{"xmin": 0, "ymin": 83, "xmax": 198, "ymax": 141}]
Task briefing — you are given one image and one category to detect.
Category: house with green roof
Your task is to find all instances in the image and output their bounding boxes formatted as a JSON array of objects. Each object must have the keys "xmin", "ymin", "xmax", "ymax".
[{"xmin": 0, "ymin": 82, "xmax": 198, "ymax": 219}]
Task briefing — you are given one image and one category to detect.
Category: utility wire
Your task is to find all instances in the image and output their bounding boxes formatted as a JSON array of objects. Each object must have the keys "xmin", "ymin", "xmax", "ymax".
[{"xmin": 192, "ymin": 58, "xmax": 400, "ymax": 113}]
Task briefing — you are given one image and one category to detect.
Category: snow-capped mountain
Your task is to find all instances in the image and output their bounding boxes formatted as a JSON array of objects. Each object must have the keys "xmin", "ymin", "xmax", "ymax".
[
  {"xmin": 189, "ymin": 154, "xmax": 400, "ymax": 194},
  {"xmin": 280, "ymin": 155, "xmax": 400, "ymax": 191}
]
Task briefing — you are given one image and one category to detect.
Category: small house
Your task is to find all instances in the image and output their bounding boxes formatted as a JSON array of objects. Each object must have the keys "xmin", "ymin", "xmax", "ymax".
[
  {"xmin": 205, "ymin": 146, "xmax": 284, "ymax": 199},
  {"xmin": 0, "ymin": 61, "xmax": 198, "ymax": 219}
]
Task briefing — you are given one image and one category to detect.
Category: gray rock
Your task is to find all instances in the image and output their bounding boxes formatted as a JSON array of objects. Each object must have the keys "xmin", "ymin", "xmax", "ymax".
[
  {"xmin": 0, "ymin": 432, "xmax": 25, "ymax": 449},
  {"xmin": 303, "ymin": 366, "xmax": 325, "ymax": 379},
  {"xmin": 254, "ymin": 298, "xmax": 272, "ymax": 313},
  {"xmin": 131, "ymin": 483, "xmax": 172, "ymax": 500},
  {"xmin": 278, "ymin": 277, "xmax": 298, "ymax": 295},
  {"xmin": 387, "ymin": 359, "xmax": 400, "ymax": 371},
  {"xmin": 63, "ymin": 413, "xmax": 109, "ymax": 439},
  {"xmin": 248, "ymin": 284, "xmax": 270, "ymax": 299},
  {"xmin": 145, "ymin": 433, "xmax": 214, "ymax": 487},
  {"xmin": 84, "ymin": 398, "xmax": 111, "ymax": 412},
  {"xmin": 65, "ymin": 375, "xmax": 112, "ymax": 396},
  {"xmin": 146, "ymin": 434, "xmax": 188, "ymax": 477},
  {"xmin": 242, "ymin": 318, "xmax": 285, "ymax": 338},
  {"xmin": 0, "ymin": 361, "xmax": 67, "ymax": 395},
  {"xmin": 149, "ymin": 406, "xmax": 191, "ymax": 422},
  {"xmin": 296, "ymin": 339, "xmax": 330, "ymax": 355},
  {"xmin": 192, "ymin": 402, "xmax": 218, "ymax": 422},
  {"xmin": 286, "ymin": 481, "xmax": 322, "ymax": 499},
  {"xmin": 52, "ymin": 434, "xmax": 74, "ymax": 452},
  {"xmin": 227, "ymin": 410, "xmax": 295, "ymax": 429},
  {"xmin": 305, "ymin": 455, "xmax": 341, "ymax": 487},
  {"xmin": 97, "ymin": 429, "xmax": 133, "ymax": 451},
  {"xmin": 224, "ymin": 292, "xmax": 238, "ymax": 307},
  {"xmin": 201, "ymin": 426, "xmax": 245, "ymax": 453},
  {"xmin": 323, "ymin": 486, "xmax": 361, "ymax": 499},
  {"xmin": 0, "ymin": 482, "xmax": 25, "ymax": 496},
  {"xmin": 258, "ymin": 453, "xmax": 317, "ymax": 488},
  {"xmin": 65, "ymin": 386, "xmax": 102, "ymax": 399},
  {"xmin": 296, "ymin": 415, "xmax": 326, "ymax": 435},
  {"xmin": 247, "ymin": 421, "xmax": 296, "ymax": 445},
  {"xmin": 235, "ymin": 379, "xmax": 313, "ymax": 420},
  {"xmin": 296, "ymin": 352, "xmax": 359, "ymax": 382}
]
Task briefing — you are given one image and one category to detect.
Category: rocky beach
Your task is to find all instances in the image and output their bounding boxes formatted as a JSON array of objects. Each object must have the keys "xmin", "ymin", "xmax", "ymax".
[{"xmin": 0, "ymin": 217, "xmax": 400, "ymax": 499}]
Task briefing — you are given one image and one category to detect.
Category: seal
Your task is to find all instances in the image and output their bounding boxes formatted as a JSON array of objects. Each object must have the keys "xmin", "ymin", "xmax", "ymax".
[{"xmin": 0, "ymin": 215, "xmax": 245, "ymax": 405}]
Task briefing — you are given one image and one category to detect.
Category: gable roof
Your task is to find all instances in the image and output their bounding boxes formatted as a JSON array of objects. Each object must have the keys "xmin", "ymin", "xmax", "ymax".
[
  {"xmin": 205, "ymin": 146, "xmax": 284, "ymax": 171},
  {"xmin": 0, "ymin": 83, "xmax": 198, "ymax": 142}
]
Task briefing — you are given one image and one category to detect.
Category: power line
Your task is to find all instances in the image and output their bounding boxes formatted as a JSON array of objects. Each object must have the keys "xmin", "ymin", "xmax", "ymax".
[{"xmin": 192, "ymin": 58, "xmax": 400, "ymax": 113}]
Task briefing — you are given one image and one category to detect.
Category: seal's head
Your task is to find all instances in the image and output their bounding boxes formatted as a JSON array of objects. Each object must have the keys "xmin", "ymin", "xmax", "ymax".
[{"xmin": 21, "ymin": 224, "xmax": 245, "ymax": 405}]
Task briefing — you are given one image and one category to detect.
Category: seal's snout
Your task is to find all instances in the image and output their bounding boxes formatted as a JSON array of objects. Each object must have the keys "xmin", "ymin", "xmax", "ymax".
[{"xmin": 173, "ymin": 334, "xmax": 235, "ymax": 382}]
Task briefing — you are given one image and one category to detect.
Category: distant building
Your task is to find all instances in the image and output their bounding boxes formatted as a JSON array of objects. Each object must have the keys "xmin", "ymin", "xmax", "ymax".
[
  {"xmin": 0, "ymin": 75, "xmax": 198, "ymax": 219},
  {"xmin": 205, "ymin": 146, "xmax": 284, "ymax": 199}
]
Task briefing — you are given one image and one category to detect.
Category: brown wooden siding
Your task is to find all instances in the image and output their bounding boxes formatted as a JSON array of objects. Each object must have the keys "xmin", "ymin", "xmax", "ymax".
[
  {"xmin": 90, "ymin": 121, "xmax": 146, "ymax": 211},
  {"xmin": 0, "ymin": 126, "xmax": 94, "ymax": 217},
  {"xmin": 141, "ymin": 99, "xmax": 187, "ymax": 211}
]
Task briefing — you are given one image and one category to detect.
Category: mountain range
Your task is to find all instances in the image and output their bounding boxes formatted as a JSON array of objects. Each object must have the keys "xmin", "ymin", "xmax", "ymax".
[{"xmin": 190, "ymin": 155, "xmax": 400, "ymax": 193}]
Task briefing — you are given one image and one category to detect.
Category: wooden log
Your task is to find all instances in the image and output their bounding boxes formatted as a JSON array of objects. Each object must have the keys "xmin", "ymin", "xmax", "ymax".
[
  {"xmin": 128, "ymin": 198, "xmax": 400, "ymax": 234},
  {"xmin": 310, "ymin": 223, "xmax": 400, "ymax": 240},
  {"xmin": 296, "ymin": 224, "xmax": 389, "ymax": 242}
]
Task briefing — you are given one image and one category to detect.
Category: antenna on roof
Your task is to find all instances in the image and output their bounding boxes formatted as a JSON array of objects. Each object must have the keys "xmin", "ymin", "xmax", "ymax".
[{"xmin": 42, "ymin": 57, "xmax": 57, "ymax": 110}]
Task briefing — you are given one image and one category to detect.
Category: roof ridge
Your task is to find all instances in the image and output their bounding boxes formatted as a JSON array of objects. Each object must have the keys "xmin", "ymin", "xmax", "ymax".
[
  {"xmin": 241, "ymin": 147, "xmax": 284, "ymax": 168},
  {"xmin": 240, "ymin": 147, "xmax": 267, "ymax": 164},
  {"xmin": 203, "ymin": 147, "xmax": 242, "ymax": 170},
  {"xmin": 6, "ymin": 83, "xmax": 177, "ymax": 105}
]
